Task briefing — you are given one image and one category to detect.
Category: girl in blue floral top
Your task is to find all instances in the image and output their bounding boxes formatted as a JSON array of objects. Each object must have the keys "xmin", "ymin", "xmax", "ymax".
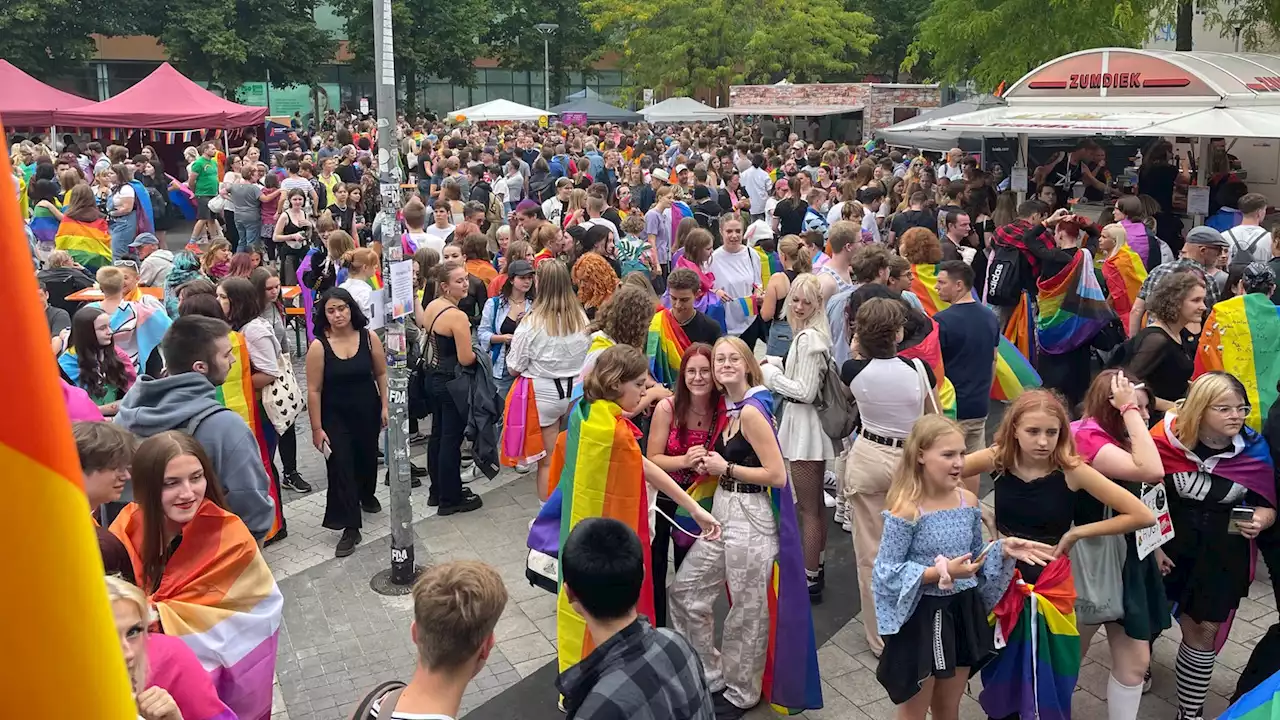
[{"xmin": 873, "ymin": 415, "xmax": 1055, "ymax": 716}]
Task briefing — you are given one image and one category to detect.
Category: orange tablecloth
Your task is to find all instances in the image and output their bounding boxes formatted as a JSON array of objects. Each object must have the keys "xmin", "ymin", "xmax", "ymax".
[{"xmin": 66, "ymin": 286, "xmax": 163, "ymax": 302}]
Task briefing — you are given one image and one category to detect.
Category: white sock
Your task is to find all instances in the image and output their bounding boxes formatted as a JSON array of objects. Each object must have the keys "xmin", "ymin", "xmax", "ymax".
[{"xmin": 1107, "ymin": 673, "xmax": 1144, "ymax": 720}]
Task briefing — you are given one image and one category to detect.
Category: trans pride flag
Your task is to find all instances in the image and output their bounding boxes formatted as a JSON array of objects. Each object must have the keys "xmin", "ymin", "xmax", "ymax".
[
  {"xmin": 676, "ymin": 388, "xmax": 823, "ymax": 714},
  {"xmin": 55, "ymin": 215, "xmax": 112, "ymax": 271},
  {"xmin": 91, "ymin": 299, "xmax": 172, "ymax": 375},
  {"xmin": 0, "ymin": 127, "xmax": 137, "ymax": 718},
  {"xmin": 499, "ymin": 376, "xmax": 545, "ymax": 467},
  {"xmin": 647, "ymin": 308, "xmax": 691, "ymax": 389},
  {"xmin": 549, "ymin": 399, "xmax": 654, "ymax": 674},
  {"xmin": 112, "ymin": 499, "xmax": 283, "ymax": 720},
  {"xmin": 1194, "ymin": 293, "xmax": 1280, "ymax": 432}
]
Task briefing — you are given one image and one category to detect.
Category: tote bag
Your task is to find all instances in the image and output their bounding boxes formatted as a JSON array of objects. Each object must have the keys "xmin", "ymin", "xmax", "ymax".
[
  {"xmin": 263, "ymin": 352, "xmax": 305, "ymax": 433},
  {"xmin": 1070, "ymin": 506, "xmax": 1126, "ymax": 625}
]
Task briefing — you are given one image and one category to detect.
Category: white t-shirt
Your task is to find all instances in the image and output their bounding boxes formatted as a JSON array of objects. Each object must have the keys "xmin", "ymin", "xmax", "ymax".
[
  {"xmin": 241, "ymin": 317, "xmax": 282, "ymax": 377},
  {"xmin": 339, "ymin": 278, "xmax": 374, "ymax": 321},
  {"xmin": 862, "ymin": 206, "xmax": 881, "ymax": 244},
  {"xmin": 764, "ymin": 197, "xmax": 779, "ymax": 231},
  {"xmin": 112, "ymin": 183, "xmax": 135, "ymax": 211},
  {"xmin": 1223, "ymin": 225, "xmax": 1273, "ymax": 266},
  {"xmin": 709, "ymin": 244, "xmax": 763, "ymax": 335},
  {"xmin": 826, "ymin": 201, "xmax": 847, "ymax": 227},
  {"xmin": 406, "ymin": 230, "xmax": 444, "ymax": 256},
  {"xmin": 425, "ymin": 224, "xmax": 455, "ymax": 243},
  {"xmin": 579, "ymin": 217, "xmax": 620, "ymax": 248}
]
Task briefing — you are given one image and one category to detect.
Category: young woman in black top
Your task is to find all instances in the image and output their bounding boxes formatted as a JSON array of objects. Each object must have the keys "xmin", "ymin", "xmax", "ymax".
[
  {"xmin": 1126, "ymin": 271, "xmax": 1205, "ymax": 421},
  {"xmin": 773, "ymin": 175, "xmax": 809, "ymax": 237}
]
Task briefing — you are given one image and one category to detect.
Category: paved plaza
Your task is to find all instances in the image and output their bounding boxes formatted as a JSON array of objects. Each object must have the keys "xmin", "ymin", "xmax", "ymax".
[{"xmin": 265, "ymin": 386, "xmax": 1275, "ymax": 720}]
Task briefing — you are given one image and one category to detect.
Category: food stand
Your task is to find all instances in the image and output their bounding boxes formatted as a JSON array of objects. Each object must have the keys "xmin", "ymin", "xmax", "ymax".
[{"xmin": 887, "ymin": 48, "xmax": 1280, "ymax": 219}]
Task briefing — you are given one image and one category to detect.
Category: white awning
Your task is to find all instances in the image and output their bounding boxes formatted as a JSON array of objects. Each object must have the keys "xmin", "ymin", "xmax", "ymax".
[
  {"xmin": 449, "ymin": 99, "xmax": 550, "ymax": 123},
  {"xmin": 886, "ymin": 104, "xmax": 1207, "ymax": 137},
  {"xmin": 1133, "ymin": 107, "xmax": 1280, "ymax": 138},
  {"xmin": 641, "ymin": 97, "xmax": 729, "ymax": 123},
  {"xmin": 722, "ymin": 104, "xmax": 862, "ymax": 117}
]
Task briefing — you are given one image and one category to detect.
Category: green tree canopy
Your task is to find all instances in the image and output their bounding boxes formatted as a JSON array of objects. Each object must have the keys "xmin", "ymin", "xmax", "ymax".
[
  {"xmin": 484, "ymin": 0, "xmax": 605, "ymax": 105},
  {"xmin": 906, "ymin": 0, "xmax": 1158, "ymax": 91},
  {"xmin": 0, "ymin": 0, "xmax": 143, "ymax": 76},
  {"xmin": 586, "ymin": 0, "xmax": 875, "ymax": 96},
  {"xmin": 850, "ymin": 0, "xmax": 932, "ymax": 81},
  {"xmin": 332, "ymin": 0, "xmax": 494, "ymax": 92}
]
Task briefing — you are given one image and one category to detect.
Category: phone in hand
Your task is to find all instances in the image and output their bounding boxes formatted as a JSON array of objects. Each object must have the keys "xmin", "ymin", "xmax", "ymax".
[
  {"xmin": 320, "ymin": 440, "xmax": 332, "ymax": 460},
  {"xmin": 974, "ymin": 540, "xmax": 998, "ymax": 563},
  {"xmin": 1229, "ymin": 506, "xmax": 1255, "ymax": 535}
]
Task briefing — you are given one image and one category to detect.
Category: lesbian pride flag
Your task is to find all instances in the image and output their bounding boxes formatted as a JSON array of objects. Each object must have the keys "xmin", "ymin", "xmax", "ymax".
[
  {"xmin": 0, "ymin": 126, "xmax": 137, "ymax": 718},
  {"xmin": 112, "ymin": 499, "xmax": 283, "ymax": 720}
]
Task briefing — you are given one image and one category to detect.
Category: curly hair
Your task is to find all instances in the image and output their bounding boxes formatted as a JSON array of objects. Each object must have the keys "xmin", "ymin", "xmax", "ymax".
[
  {"xmin": 1146, "ymin": 270, "xmax": 1205, "ymax": 325},
  {"xmin": 572, "ymin": 251, "xmax": 619, "ymax": 311},
  {"xmin": 899, "ymin": 227, "xmax": 942, "ymax": 265},
  {"xmin": 591, "ymin": 285, "xmax": 654, "ymax": 349}
]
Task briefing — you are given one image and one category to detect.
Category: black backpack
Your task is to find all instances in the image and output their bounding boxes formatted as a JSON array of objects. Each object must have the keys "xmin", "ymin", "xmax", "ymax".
[{"xmin": 986, "ymin": 239, "xmax": 1033, "ymax": 307}]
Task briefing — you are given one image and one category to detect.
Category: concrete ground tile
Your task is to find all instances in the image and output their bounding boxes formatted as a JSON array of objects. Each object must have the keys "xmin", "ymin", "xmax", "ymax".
[
  {"xmin": 1071, "ymin": 689, "xmax": 1107, "ymax": 717},
  {"xmin": 799, "ymin": 686, "xmax": 868, "ymax": 720},
  {"xmin": 1227, "ymin": 618, "xmax": 1267, "ymax": 645},
  {"xmin": 823, "ymin": 666, "xmax": 887, "ymax": 706},
  {"xmin": 1075, "ymin": 660, "xmax": 1110, "ymax": 698},
  {"xmin": 1235, "ymin": 597, "xmax": 1272, "ymax": 623},
  {"xmin": 1203, "ymin": 692, "xmax": 1230, "ymax": 718},
  {"xmin": 958, "ymin": 694, "xmax": 987, "ymax": 720},
  {"xmin": 495, "ymin": 633, "xmax": 556, "ymax": 665},
  {"xmin": 1210, "ymin": 665, "xmax": 1242, "ymax": 698},
  {"xmin": 1135, "ymin": 693, "xmax": 1179, "ymax": 720},
  {"xmin": 517, "ymin": 593, "xmax": 558, "ymax": 621},
  {"xmin": 493, "ymin": 612, "xmax": 540, "ymax": 642},
  {"xmin": 1250, "ymin": 580, "xmax": 1274, "ymax": 601},
  {"xmin": 828, "ymin": 619, "xmax": 871, "ymax": 658},
  {"xmin": 1218, "ymin": 639, "xmax": 1256, "ymax": 672},
  {"xmin": 513, "ymin": 657, "xmax": 551, "ymax": 679},
  {"xmin": 814, "ymin": 643, "xmax": 860, "ymax": 679},
  {"xmin": 533, "ymin": 614, "xmax": 558, "ymax": 643}
]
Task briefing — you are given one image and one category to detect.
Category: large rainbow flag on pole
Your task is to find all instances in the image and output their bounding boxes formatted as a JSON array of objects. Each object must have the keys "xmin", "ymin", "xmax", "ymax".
[
  {"xmin": 55, "ymin": 215, "xmax": 113, "ymax": 271},
  {"xmin": 1193, "ymin": 293, "xmax": 1280, "ymax": 432},
  {"xmin": 549, "ymin": 399, "xmax": 654, "ymax": 674},
  {"xmin": 0, "ymin": 128, "xmax": 138, "ymax": 719},
  {"xmin": 646, "ymin": 308, "xmax": 691, "ymax": 388},
  {"xmin": 112, "ymin": 499, "xmax": 283, "ymax": 720}
]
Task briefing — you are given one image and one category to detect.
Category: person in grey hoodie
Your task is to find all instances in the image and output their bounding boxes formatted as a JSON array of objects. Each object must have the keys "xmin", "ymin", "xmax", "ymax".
[{"xmin": 114, "ymin": 314, "xmax": 275, "ymax": 540}]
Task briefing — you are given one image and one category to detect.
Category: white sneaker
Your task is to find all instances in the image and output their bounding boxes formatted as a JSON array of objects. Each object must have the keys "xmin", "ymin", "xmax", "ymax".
[
  {"xmin": 823, "ymin": 469, "xmax": 838, "ymax": 491},
  {"xmin": 833, "ymin": 503, "xmax": 848, "ymax": 526},
  {"xmin": 841, "ymin": 519, "xmax": 852, "ymax": 533},
  {"xmin": 823, "ymin": 490, "xmax": 836, "ymax": 508},
  {"xmin": 515, "ymin": 463, "xmax": 533, "ymax": 474}
]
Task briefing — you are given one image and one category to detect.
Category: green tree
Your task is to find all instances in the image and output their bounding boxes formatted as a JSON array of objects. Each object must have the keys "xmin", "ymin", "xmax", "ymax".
[
  {"xmin": 906, "ymin": 0, "xmax": 1158, "ymax": 91},
  {"xmin": 484, "ymin": 0, "xmax": 605, "ymax": 106},
  {"xmin": 850, "ymin": 0, "xmax": 932, "ymax": 81},
  {"xmin": 587, "ymin": 0, "xmax": 875, "ymax": 98},
  {"xmin": 148, "ymin": 0, "xmax": 335, "ymax": 96},
  {"xmin": 1198, "ymin": 0, "xmax": 1280, "ymax": 51},
  {"xmin": 0, "ymin": 0, "xmax": 143, "ymax": 76},
  {"xmin": 332, "ymin": 0, "xmax": 494, "ymax": 109}
]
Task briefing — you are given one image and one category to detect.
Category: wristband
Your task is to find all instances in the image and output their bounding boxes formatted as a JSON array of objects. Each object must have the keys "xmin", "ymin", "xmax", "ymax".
[
  {"xmin": 1118, "ymin": 403, "xmax": 1140, "ymax": 415},
  {"xmin": 935, "ymin": 555, "xmax": 954, "ymax": 590},
  {"xmin": 726, "ymin": 462, "xmax": 735, "ymax": 480}
]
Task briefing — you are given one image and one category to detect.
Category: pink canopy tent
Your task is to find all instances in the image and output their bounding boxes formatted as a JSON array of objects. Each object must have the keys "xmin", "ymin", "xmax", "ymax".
[
  {"xmin": 55, "ymin": 63, "xmax": 267, "ymax": 130},
  {"xmin": 0, "ymin": 60, "xmax": 93, "ymax": 127}
]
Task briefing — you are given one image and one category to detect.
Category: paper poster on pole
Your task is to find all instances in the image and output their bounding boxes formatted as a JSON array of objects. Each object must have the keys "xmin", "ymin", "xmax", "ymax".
[
  {"xmin": 389, "ymin": 260, "xmax": 414, "ymax": 319},
  {"xmin": 1186, "ymin": 186, "xmax": 1210, "ymax": 216},
  {"xmin": 369, "ymin": 289, "xmax": 387, "ymax": 330},
  {"xmin": 1010, "ymin": 166, "xmax": 1028, "ymax": 194}
]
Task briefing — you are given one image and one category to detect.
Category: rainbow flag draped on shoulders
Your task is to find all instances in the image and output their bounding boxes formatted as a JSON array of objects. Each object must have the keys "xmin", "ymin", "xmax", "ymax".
[
  {"xmin": 549, "ymin": 399, "xmax": 654, "ymax": 674},
  {"xmin": 55, "ymin": 215, "xmax": 112, "ymax": 271},
  {"xmin": 669, "ymin": 200, "xmax": 693, "ymax": 241},
  {"xmin": 979, "ymin": 556, "xmax": 1079, "ymax": 720},
  {"xmin": 219, "ymin": 331, "xmax": 282, "ymax": 540},
  {"xmin": 1153, "ymin": 411, "xmax": 1274, "ymax": 651},
  {"xmin": 897, "ymin": 317, "xmax": 957, "ymax": 419},
  {"xmin": 910, "ymin": 266, "xmax": 1039, "ymax": 402},
  {"xmin": 647, "ymin": 308, "xmax": 692, "ymax": 389},
  {"xmin": 1102, "ymin": 245, "xmax": 1147, "ymax": 335},
  {"xmin": 676, "ymin": 388, "xmax": 823, "ymax": 713},
  {"xmin": 500, "ymin": 376, "xmax": 546, "ymax": 467},
  {"xmin": 1035, "ymin": 248, "xmax": 1114, "ymax": 354},
  {"xmin": 1194, "ymin": 293, "xmax": 1280, "ymax": 432},
  {"xmin": 0, "ymin": 128, "xmax": 138, "ymax": 718},
  {"xmin": 111, "ymin": 499, "xmax": 283, "ymax": 720}
]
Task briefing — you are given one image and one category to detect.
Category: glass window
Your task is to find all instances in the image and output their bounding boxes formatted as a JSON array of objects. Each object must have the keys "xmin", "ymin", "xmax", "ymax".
[
  {"xmin": 454, "ymin": 85, "xmax": 472, "ymax": 108},
  {"xmin": 529, "ymin": 70, "xmax": 544, "ymax": 84},
  {"xmin": 486, "ymin": 69, "xmax": 512, "ymax": 84},
  {"xmin": 513, "ymin": 85, "xmax": 530, "ymax": 104},
  {"xmin": 469, "ymin": 86, "xmax": 489, "ymax": 104},
  {"xmin": 423, "ymin": 84, "xmax": 453, "ymax": 115}
]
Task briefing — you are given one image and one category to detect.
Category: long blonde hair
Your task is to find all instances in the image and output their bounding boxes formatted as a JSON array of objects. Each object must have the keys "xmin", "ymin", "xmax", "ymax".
[
  {"xmin": 1101, "ymin": 223, "xmax": 1129, "ymax": 258},
  {"xmin": 105, "ymin": 575, "xmax": 151, "ymax": 693},
  {"xmin": 525, "ymin": 259, "xmax": 588, "ymax": 336},
  {"xmin": 1173, "ymin": 372, "xmax": 1249, "ymax": 447},
  {"xmin": 711, "ymin": 336, "xmax": 764, "ymax": 388},
  {"xmin": 786, "ymin": 273, "xmax": 830, "ymax": 340},
  {"xmin": 886, "ymin": 415, "xmax": 966, "ymax": 517}
]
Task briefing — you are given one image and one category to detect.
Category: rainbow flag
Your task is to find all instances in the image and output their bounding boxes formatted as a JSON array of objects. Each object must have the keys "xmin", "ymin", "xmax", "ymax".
[
  {"xmin": 897, "ymin": 317, "xmax": 957, "ymax": 419},
  {"xmin": 1222, "ymin": 665, "xmax": 1280, "ymax": 719},
  {"xmin": 646, "ymin": 308, "xmax": 692, "ymax": 389},
  {"xmin": 499, "ymin": 376, "xmax": 546, "ymax": 467},
  {"xmin": 1002, "ymin": 292, "xmax": 1036, "ymax": 368},
  {"xmin": 910, "ymin": 263, "xmax": 948, "ymax": 316},
  {"xmin": 550, "ymin": 399, "xmax": 654, "ymax": 674},
  {"xmin": 89, "ymin": 299, "xmax": 172, "ymax": 375},
  {"xmin": 754, "ymin": 245, "xmax": 782, "ymax": 288},
  {"xmin": 0, "ymin": 129, "xmax": 138, "ymax": 718},
  {"xmin": 980, "ymin": 557, "xmax": 1079, "ymax": 720},
  {"xmin": 1102, "ymin": 246, "xmax": 1147, "ymax": 335},
  {"xmin": 1035, "ymin": 249, "xmax": 1114, "ymax": 354},
  {"xmin": 55, "ymin": 216, "xmax": 112, "ymax": 271},
  {"xmin": 28, "ymin": 208, "xmax": 59, "ymax": 246},
  {"xmin": 678, "ymin": 388, "xmax": 823, "ymax": 713},
  {"xmin": 111, "ymin": 499, "xmax": 283, "ymax": 720},
  {"xmin": 736, "ymin": 295, "xmax": 759, "ymax": 317},
  {"xmin": 366, "ymin": 269, "xmax": 384, "ymax": 291},
  {"xmin": 993, "ymin": 335, "xmax": 1042, "ymax": 402},
  {"xmin": 1194, "ymin": 293, "xmax": 1280, "ymax": 432},
  {"xmin": 218, "ymin": 332, "xmax": 282, "ymax": 540}
]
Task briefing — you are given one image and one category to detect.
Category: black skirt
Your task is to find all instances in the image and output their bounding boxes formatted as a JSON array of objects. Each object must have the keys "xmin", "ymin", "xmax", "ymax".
[
  {"xmin": 877, "ymin": 588, "xmax": 996, "ymax": 705},
  {"xmin": 1163, "ymin": 505, "xmax": 1252, "ymax": 623}
]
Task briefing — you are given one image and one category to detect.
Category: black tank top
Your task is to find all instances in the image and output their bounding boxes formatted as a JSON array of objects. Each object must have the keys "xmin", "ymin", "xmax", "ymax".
[
  {"xmin": 427, "ymin": 307, "xmax": 461, "ymax": 372},
  {"xmin": 716, "ymin": 428, "xmax": 762, "ymax": 469},
  {"xmin": 773, "ymin": 269, "xmax": 798, "ymax": 320},
  {"xmin": 994, "ymin": 468, "xmax": 1077, "ymax": 582},
  {"xmin": 318, "ymin": 330, "xmax": 378, "ymax": 413}
]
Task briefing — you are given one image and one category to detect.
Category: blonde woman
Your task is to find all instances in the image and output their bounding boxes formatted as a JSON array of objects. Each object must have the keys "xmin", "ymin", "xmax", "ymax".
[
  {"xmin": 107, "ymin": 575, "xmax": 232, "ymax": 720},
  {"xmin": 563, "ymin": 188, "xmax": 589, "ymax": 229},
  {"xmin": 761, "ymin": 273, "xmax": 835, "ymax": 602},
  {"xmin": 760, "ymin": 234, "xmax": 812, "ymax": 358},
  {"xmin": 506, "ymin": 259, "xmax": 591, "ymax": 501},
  {"xmin": 1099, "ymin": 222, "xmax": 1149, "ymax": 335}
]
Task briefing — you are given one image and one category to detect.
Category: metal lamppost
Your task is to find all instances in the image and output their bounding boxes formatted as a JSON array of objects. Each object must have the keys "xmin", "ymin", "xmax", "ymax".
[{"xmin": 534, "ymin": 23, "xmax": 559, "ymax": 107}]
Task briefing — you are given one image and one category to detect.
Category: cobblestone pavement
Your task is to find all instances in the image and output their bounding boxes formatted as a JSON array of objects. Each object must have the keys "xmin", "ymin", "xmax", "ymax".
[{"xmin": 265, "ymin": 366, "xmax": 1276, "ymax": 719}]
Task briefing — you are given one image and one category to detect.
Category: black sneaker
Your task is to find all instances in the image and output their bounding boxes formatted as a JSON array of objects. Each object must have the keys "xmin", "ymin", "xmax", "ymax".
[
  {"xmin": 427, "ymin": 492, "xmax": 439, "ymax": 507},
  {"xmin": 712, "ymin": 691, "xmax": 745, "ymax": 720},
  {"xmin": 438, "ymin": 491, "xmax": 482, "ymax": 516},
  {"xmin": 411, "ymin": 463, "xmax": 427, "ymax": 477},
  {"xmin": 335, "ymin": 528, "xmax": 361, "ymax": 557},
  {"xmin": 281, "ymin": 472, "xmax": 312, "ymax": 493},
  {"xmin": 383, "ymin": 471, "xmax": 422, "ymax": 488},
  {"xmin": 361, "ymin": 497, "xmax": 382, "ymax": 513}
]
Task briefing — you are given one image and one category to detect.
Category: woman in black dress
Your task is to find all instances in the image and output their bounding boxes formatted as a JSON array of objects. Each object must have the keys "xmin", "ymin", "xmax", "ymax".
[
  {"xmin": 304, "ymin": 287, "xmax": 388, "ymax": 557},
  {"xmin": 1153, "ymin": 372, "xmax": 1277, "ymax": 720},
  {"xmin": 1126, "ymin": 270, "xmax": 1205, "ymax": 421},
  {"xmin": 1138, "ymin": 140, "xmax": 1190, "ymax": 256}
]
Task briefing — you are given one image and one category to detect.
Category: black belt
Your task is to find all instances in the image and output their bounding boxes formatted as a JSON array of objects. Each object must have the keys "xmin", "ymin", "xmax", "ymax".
[
  {"xmin": 719, "ymin": 478, "xmax": 765, "ymax": 494},
  {"xmin": 860, "ymin": 427, "xmax": 905, "ymax": 449}
]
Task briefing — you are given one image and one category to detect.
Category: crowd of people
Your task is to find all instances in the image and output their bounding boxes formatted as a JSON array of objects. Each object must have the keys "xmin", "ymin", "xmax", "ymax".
[{"xmin": 19, "ymin": 111, "xmax": 1280, "ymax": 720}]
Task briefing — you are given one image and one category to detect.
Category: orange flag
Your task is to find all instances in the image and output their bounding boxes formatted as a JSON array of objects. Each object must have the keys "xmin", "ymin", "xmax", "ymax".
[{"xmin": 0, "ymin": 127, "xmax": 137, "ymax": 717}]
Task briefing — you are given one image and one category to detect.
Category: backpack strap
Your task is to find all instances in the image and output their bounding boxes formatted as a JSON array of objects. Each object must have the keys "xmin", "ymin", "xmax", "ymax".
[{"xmin": 350, "ymin": 680, "xmax": 406, "ymax": 720}]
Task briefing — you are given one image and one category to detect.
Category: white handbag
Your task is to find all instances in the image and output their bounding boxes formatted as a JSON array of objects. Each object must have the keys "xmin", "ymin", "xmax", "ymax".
[{"xmin": 263, "ymin": 352, "xmax": 305, "ymax": 433}]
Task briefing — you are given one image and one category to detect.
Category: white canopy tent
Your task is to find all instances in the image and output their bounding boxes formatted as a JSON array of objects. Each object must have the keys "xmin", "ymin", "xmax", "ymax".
[
  {"xmin": 450, "ymin": 98, "xmax": 550, "ymax": 123},
  {"xmin": 641, "ymin": 97, "xmax": 729, "ymax": 123}
]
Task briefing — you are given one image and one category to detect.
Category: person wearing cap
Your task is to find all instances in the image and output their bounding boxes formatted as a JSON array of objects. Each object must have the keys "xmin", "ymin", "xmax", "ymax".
[
  {"xmin": 479, "ymin": 258, "xmax": 535, "ymax": 438},
  {"xmin": 131, "ymin": 232, "xmax": 173, "ymax": 287},
  {"xmin": 1129, "ymin": 225, "xmax": 1225, "ymax": 335}
]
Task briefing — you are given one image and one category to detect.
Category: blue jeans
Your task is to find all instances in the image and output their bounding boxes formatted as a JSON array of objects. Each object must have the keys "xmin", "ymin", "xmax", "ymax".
[
  {"xmin": 108, "ymin": 214, "xmax": 137, "ymax": 260},
  {"xmin": 494, "ymin": 371, "xmax": 515, "ymax": 436},
  {"xmin": 235, "ymin": 220, "xmax": 263, "ymax": 251}
]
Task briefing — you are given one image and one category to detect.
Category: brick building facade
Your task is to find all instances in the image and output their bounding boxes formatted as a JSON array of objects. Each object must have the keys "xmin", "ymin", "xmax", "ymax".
[{"xmin": 729, "ymin": 82, "xmax": 941, "ymax": 141}]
